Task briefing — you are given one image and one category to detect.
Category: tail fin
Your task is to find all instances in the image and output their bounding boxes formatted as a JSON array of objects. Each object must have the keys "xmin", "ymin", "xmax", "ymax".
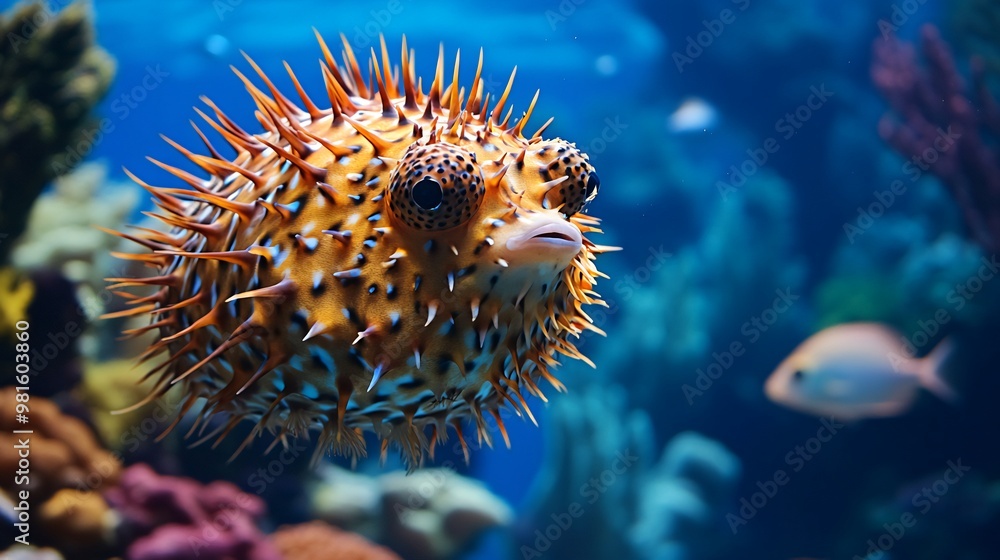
[{"xmin": 918, "ymin": 337, "xmax": 958, "ymax": 404}]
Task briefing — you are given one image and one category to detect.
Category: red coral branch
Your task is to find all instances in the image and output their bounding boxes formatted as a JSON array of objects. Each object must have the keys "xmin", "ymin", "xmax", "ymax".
[{"xmin": 873, "ymin": 24, "xmax": 1000, "ymax": 251}]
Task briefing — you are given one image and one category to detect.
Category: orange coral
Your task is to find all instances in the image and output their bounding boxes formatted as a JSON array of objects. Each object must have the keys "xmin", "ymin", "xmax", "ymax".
[
  {"xmin": 39, "ymin": 488, "xmax": 117, "ymax": 552},
  {"xmin": 0, "ymin": 388, "xmax": 120, "ymax": 503},
  {"xmin": 271, "ymin": 521, "xmax": 402, "ymax": 560}
]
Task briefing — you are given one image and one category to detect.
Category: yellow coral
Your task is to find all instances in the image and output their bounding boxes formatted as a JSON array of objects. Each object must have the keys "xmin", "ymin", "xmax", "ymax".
[
  {"xmin": 80, "ymin": 357, "xmax": 176, "ymax": 450},
  {"xmin": 39, "ymin": 488, "xmax": 118, "ymax": 552},
  {"xmin": 0, "ymin": 267, "xmax": 34, "ymax": 341}
]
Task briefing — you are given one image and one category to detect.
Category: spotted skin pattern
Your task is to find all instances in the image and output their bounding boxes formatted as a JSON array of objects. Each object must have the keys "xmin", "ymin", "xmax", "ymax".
[
  {"xmin": 106, "ymin": 35, "xmax": 616, "ymax": 466},
  {"xmin": 389, "ymin": 142, "xmax": 485, "ymax": 231}
]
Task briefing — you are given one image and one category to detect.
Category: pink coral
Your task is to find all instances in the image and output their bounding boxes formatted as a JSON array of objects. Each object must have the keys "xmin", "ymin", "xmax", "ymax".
[
  {"xmin": 104, "ymin": 463, "xmax": 280, "ymax": 560},
  {"xmin": 873, "ymin": 24, "xmax": 1000, "ymax": 251}
]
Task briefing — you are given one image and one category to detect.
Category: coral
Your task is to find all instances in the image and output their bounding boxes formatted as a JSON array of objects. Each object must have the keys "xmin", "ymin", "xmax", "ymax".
[
  {"xmin": 81, "ymin": 358, "xmax": 138, "ymax": 446},
  {"xmin": 78, "ymin": 357, "xmax": 174, "ymax": 452},
  {"xmin": 517, "ymin": 384, "xmax": 741, "ymax": 559},
  {"xmin": 271, "ymin": 521, "xmax": 402, "ymax": 560},
  {"xmin": 309, "ymin": 466, "xmax": 384, "ymax": 534},
  {"xmin": 12, "ymin": 161, "xmax": 139, "ymax": 292},
  {"xmin": 873, "ymin": 24, "xmax": 1000, "ymax": 252},
  {"xmin": 0, "ymin": 392, "xmax": 118, "ymax": 556},
  {"xmin": 0, "ymin": 267, "xmax": 33, "ymax": 342},
  {"xmin": 9, "ymin": 162, "xmax": 143, "ymax": 368},
  {"xmin": 818, "ymin": 219, "xmax": 996, "ymax": 330},
  {"xmin": 631, "ymin": 432, "xmax": 742, "ymax": 560},
  {"xmin": 814, "ymin": 273, "xmax": 901, "ymax": 328},
  {"xmin": 379, "ymin": 469, "xmax": 513, "ymax": 560},
  {"xmin": 0, "ymin": 547, "xmax": 64, "ymax": 560},
  {"xmin": 38, "ymin": 488, "xmax": 118, "ymax": 554},
  {"xmin": 0, "ymin": 388, "xmax": 120, "ymax": 504},
  {"xmin": 517, "ymin": 384, "xmax": 649, "ymax": 557},
  {"xmin": 0, "ymin": 1, "xmax": 115, "ymax": 264},
  {"xmin": 104, "ymin": 463, "xmax": 280, "ymax": 560},
  {"xmin": 309, "ymin": 464, "xmax": 512, "ymax": 560},
  {"xmin": 11, "ymin": 269, "xmax": 87, "ymax": 397}
]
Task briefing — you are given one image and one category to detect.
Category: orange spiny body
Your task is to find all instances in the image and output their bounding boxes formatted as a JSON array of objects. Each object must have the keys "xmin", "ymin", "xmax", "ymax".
[{"xmin": 108, "ymin": 34, "xmax": 615, "ymax": 466}]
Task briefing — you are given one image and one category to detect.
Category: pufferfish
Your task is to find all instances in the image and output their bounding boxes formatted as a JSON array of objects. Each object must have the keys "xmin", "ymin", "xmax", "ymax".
[{"xmin": 105, "ymin": 34, "xmax": 615, "ymax": 466}]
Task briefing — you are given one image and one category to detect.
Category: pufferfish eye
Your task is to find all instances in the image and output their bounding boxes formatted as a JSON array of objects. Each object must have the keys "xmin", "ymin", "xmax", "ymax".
[
  {"xmin": 586, "ymin": 172, "xmax": 600, "ymax": 199},
  {"xmin": 792, "ymin": 369, "xmax": 806, "ymax": 382},
  {"xmin": 537, "ymin": 142, "xmax": 599, "ymax": 217},
  {"xmin": 388, "ymin": 142, "xmax": 485, "ymax": 231}
]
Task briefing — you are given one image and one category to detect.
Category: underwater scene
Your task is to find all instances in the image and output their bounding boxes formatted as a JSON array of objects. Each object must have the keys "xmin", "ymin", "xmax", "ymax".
[{"xmin": 2, "ymin": 0, "xmax": 1000, "ymax": 558}]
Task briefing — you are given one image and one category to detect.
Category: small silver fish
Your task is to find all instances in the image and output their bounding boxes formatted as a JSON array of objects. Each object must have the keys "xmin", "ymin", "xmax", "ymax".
[{"xmin": 765, "ymin": 323, "xmax": 956, "ymax": 421}]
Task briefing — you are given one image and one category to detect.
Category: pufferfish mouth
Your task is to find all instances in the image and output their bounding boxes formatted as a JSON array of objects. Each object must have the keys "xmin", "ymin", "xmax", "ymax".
[{"xmin": 506, "ymin": 214, "xmax": 583, "ymax": 255}]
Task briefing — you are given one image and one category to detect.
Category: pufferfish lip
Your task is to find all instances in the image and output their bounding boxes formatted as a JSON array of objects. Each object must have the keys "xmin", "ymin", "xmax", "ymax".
[{"xmin": 506, "ymin": 214, "xmax": 583, "ymax": 254}]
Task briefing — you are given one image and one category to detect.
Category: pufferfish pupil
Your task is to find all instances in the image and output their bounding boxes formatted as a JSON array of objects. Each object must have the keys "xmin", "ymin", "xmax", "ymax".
[
  {"xmin": 412, "ymin": 179, "xmax": 443, "ymax": 211},
  {"xmin": 106, "ymin": 34, "xmax": 616, "ymax": 466}
]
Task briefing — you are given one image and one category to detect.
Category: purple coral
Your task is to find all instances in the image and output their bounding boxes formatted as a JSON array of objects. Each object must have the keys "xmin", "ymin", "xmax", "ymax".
[
  {"xmin": 872, "ymin": 24, "xmax": 1000, "ymax": 251},
  {"xmin": 104, "ymin": 463, "xmax": 281, "ymax": 560}
]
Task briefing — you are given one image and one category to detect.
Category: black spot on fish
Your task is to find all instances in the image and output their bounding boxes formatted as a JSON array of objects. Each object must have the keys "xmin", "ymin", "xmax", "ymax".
[
  {"xmin": 437, "ymin": 355, "xmax": 452, "ymax": 375},
  {"xmin": 458, "ymin": 265, "xmax": 476, "ymax": 278},
  {"xmin": 336, "ymin": 276, "xmax": 361, "ymax": 288},
  {"xmin": 347, "ymin": 347, "xmax": 365, "ymax": 367},
  {"xmin": 290, "ymin": 311, "xmax": 309, "ymax": 331},
  {"xmin": 311, "ymin": 353, "xmax": 332, "ymax": 373},
  {"xmin": 345, "ymin": 307, "xmax": 362, "ymax": 328},
  {"xmin": 312, "ymin": 281, "xmax": 326, "ymax": 296},
  {"xmin": 398, "ymin": 378, "xmax": 425, "ymax": 390}
]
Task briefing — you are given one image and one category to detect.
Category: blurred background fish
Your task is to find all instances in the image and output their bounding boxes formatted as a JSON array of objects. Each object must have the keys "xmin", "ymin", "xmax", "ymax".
[
  {"xmin": 765, "ymin": 323, "xmax": 956, "ymax": 420},
  {"xmin": 667, "ymin": 97, "xmax": 718, "ymax": 133}
]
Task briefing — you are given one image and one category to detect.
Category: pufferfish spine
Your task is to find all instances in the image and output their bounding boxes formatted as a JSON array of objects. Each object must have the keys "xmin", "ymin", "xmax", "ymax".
[{"xmin": 105, "ymin": 33, "xmax": 617, "ymax": 467}]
